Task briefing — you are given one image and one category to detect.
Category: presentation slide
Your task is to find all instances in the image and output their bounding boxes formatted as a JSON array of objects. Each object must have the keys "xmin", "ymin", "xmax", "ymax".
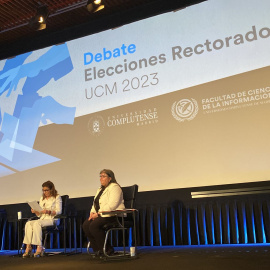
[{"xmin": 0, "ymin": 0, "xmax": 270, "ymax": 204}]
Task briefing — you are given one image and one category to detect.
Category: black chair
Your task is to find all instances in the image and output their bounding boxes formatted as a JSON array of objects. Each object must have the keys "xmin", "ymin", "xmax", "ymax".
[
  {"xmin": 20, "ymin": 195, "xmax": 69, "ymax": 256},
  {"xmin": 42, "ymin": 194, "xmax": 69, "ymax": 255},
  {"xmin": 87, "ymin": 184, "xmax": 138, "ymax": 259}
]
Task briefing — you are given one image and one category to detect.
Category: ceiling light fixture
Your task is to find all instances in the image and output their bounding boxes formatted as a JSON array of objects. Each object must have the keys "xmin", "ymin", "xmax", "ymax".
[
  {"xmin": 86, "ymin": 0, "xmax": 105, "ymax": 13},
  {"xmin": 29, "ymin": 6, "xmax": 49, "ymax": 31}
]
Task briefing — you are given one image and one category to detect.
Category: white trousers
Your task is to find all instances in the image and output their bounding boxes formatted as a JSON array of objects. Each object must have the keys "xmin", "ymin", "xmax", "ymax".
[{"xmin": 23, "ymin": 219, "xmax": 54, "ymax": 246}]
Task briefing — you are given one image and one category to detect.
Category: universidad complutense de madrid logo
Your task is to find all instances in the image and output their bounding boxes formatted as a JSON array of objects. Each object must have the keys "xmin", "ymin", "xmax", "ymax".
[
  {"xmin": 171, "ymin": 98, "xmax": 199, "ymax": 122},
  {"xmin": 87, "ymin": 115, "xmax": 106, "ymax": 136}
]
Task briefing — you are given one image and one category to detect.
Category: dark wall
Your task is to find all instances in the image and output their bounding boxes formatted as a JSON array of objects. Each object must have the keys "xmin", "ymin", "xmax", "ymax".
[{"xmin": 1, "ymin": 180, "xmax": 270, "ymax": 250}]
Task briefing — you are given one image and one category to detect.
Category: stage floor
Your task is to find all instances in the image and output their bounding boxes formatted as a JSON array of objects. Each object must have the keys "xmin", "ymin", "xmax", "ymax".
[{"xmin": 1, "ymin": 244, "xmax": 270, "ymax": 270}]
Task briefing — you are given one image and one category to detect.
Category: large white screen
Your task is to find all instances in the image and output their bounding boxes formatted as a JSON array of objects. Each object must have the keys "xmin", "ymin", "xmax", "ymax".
[{"xmin": 0, "ymin": 0, "xmax": 270, "ymax": 204}]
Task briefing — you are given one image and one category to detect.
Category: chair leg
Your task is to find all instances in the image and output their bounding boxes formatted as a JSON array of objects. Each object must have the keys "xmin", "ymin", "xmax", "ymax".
[
  {"xmin": 64, "ymin": 218, "xmax": 66, "ymax": 254},
  {"xmin": 20, "ymin": 243, "xmax": 25, "ymax": 255},
  {"xmin": 103, "ymin": 230, "xmax": 110, "ymax": 256},
  {"xmin": 87, "ymin": 241, "xmax": 92, "ymax": 254},
  {"xmin": 133, "ymin": 211, "xmax": 137, "ymax": 248},
  {"xmin": 43, "ymin": 232, "xmax": 48, "ymax": 252},
  {"xmin": 121, "ymin": 216, "xmax": 127, "ymax": 256},
  {"xmin": 103, "ymin": 228, "xmax": 131, "ymax": 259}
]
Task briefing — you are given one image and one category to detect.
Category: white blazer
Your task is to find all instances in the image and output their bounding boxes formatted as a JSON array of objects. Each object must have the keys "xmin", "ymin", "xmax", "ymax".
[
  {"xmin": 91, "ymin": 183, "xmax": 125, "ymax": 217},
  {"xmin": 38, "ymin": 195, "xmax": 62, "ymax": 223}
]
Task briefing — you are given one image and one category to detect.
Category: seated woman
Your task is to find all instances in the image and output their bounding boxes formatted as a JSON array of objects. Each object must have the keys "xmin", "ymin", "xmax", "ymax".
[
  {"xmin": 22, "ymin": 181, "xmax": 62, "ymax": 258},
  {"xmin": 82, "ymin": 169, "xmax": 125, "ymax": 257}
]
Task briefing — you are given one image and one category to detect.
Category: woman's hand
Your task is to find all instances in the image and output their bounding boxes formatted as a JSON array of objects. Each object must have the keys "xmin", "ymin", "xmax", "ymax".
[
  {"xmin": 40, "ymin": 209, "xmax": 56, "ymax": 215},
  {"xmin": 31, "ymin": 208, "xmax": 40, "ymax": 216},
  {"xmin": 88, "ymin": 212, "xmax": 98, "ymax": 221},
  {"xmin": 88, "ymin": 212, "xmax": 93, "ymax": 221},
  {"xmin": 41, "ymin": 209, "xmax": 47, "ymax": 214}
]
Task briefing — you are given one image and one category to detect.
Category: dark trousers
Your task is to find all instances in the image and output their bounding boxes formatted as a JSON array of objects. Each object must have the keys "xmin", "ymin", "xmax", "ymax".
[{"xmin": 82, "ymin": 216, "xmax": 116, "ymax": 253}]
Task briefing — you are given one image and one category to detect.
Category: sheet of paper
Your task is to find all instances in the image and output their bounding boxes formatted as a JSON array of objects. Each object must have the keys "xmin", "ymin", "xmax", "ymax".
[{"xmin": 27, "ymin": 201, "xmax": 43, "ymax": 212}]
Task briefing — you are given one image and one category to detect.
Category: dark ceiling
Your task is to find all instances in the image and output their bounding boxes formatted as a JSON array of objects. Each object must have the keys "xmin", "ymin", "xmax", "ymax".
[{"xmin": 0, "ymin": 0, "xmax": 206, "ymax": 60}]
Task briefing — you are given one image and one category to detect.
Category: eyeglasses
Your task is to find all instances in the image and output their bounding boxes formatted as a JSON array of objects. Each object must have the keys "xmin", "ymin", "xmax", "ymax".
[
  {"xmin": 42, "ymin": 189, "xmax": 50, "ymax": 192},
  {"xmin": 100, "ymin": 175, "xmax": 108, "ymax": 178}
]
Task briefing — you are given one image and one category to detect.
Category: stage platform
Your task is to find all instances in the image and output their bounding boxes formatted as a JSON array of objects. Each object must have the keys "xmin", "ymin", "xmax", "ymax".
[{"xmin": 0, "ymin": 244, "xmax": 270, "ymax": 270}]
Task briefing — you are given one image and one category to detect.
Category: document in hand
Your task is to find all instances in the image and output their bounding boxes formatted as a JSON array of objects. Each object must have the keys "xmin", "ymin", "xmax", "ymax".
[{"xmin": 28, "ymin": 201, "xmax": 43, "ymax": 212}]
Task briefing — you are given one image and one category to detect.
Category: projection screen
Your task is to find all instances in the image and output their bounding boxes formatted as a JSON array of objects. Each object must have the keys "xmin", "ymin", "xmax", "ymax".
[{"xmin": 0, "ymin": 0, "xmax": 270, "ymax": 204}]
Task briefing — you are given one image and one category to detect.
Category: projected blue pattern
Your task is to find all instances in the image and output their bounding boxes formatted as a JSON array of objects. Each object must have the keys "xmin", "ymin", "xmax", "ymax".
[
  {"xmin": 201, "ymin": 205, "xmax": 208, "ymax": 245},
  {"xmin": 0, "ymin": 164, "xmax": 15, "ymax": 177},
  {"xmin": 194, "ymin": 207, "xmax": 200, "ymax": 245},
  {"xmin": 1, "ymin": 199, "xmax": 269, "ymax": 250},
  {"xmin": 234, "ymin": 203, "xmax": 240, "ymax": 244},
  {"xmin": 241, "ymin": 203, "xmax": 248, "ymax": 243},
  {"xmin": 171, "ymin": 207, "xmax": 176, "ymax": 246},
  {"xmin": 186, "ymin": 208, "xmax": 191, "ymax": 245},
  {"xmin": 225, "ymin": 204, "xmax": 230, "ymax": 244},
  {"xmin": 0, "ymin": 43, "xmax": 76, "ymax": 177},
  {"xmin": 259, "ymin": 202, "xmax": 267, "ymax": 243},
  {"xmin": 218, "ymin": 204, "xmax": 223, "ymax": 244},
  {"xmin": 158, "ymin": 208, "xmax": 162, "ymax": 246},
  {"xmin": 210, "ymin": 205, "xmax": 215, "ymax": 244},
  {"xmin": 250, "ymin": 205, "xmax": 256, "ymax": 243},
  {"xmin": 135, "ymin": 200, "xmax": 269, "ymax": 247}
]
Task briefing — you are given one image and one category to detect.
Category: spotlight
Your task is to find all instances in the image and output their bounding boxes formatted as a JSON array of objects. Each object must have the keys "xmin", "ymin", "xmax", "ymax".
[
  {"xmin": 86, "ymin": 0, "xmax": 105, "ymax": 13},
  {"xmin": 29, "ymin": 6, "xmax": 49, "ymax": 31}
]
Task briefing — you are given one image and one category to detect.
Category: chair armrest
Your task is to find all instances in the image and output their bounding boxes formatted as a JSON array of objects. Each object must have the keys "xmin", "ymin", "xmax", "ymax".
[
  {"xmin": 99, "ymin": 209, "xmax": 138, "ymax": 216},
  {"xmin": 27, "ymin": 216, "xmax": 38, "ymax": 221},
  {"xmin": 20, "ymin": 215, "xmax": 66, "ymax": 221},
  {"xmin": 54, "ymin": 214, "xmax": 67, "ymax": 219}
]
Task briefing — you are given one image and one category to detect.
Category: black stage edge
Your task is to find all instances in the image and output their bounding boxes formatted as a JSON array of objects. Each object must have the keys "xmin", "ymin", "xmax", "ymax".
[{"xmin": 0, "ymin": 245, "xmax": 270, "ymax": 270}]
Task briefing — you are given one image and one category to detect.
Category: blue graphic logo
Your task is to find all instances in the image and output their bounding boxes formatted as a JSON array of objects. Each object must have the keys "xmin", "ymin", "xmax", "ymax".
[{"xmin": 0, "ymin": 43, "xmax": 76, "ymax": 177}]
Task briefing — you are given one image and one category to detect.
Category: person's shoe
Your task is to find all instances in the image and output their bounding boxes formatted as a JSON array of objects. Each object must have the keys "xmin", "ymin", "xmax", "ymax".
[
  {"xmin": 97, "ymin": 250, "xmax": 105, "ymax": 259},
  {"xmin": 90, "ymin": 252, "xmax": 98, "ymax": 259},
  {"xmin": 33, "ymin": 246, "xmax": 44, "ymax": 257},
  {"xmin": 90, "ymin": 251, "xmax": 103, "ymax": 259},
  {"xmin": 106, "ymin": 247, "xmax": 115, "ymax": 256},
  {"xmin": 22, "ymin": 246, "xmax": 32, "ymax": 258}
]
